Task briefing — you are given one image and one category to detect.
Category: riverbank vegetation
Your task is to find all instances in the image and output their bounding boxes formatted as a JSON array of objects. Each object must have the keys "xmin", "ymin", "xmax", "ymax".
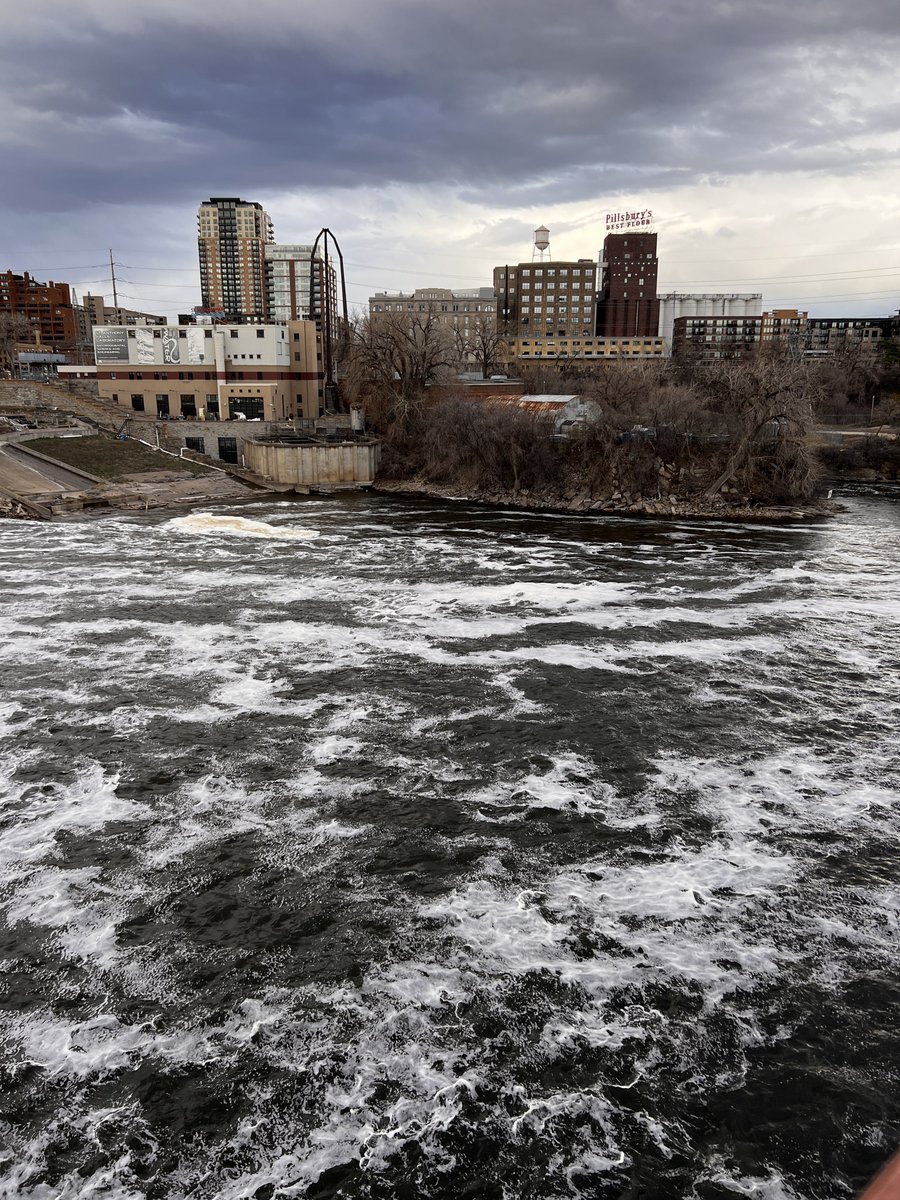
[{"xmin": 344, "ymin": 315, "xmax": 900, "ymax": 509}]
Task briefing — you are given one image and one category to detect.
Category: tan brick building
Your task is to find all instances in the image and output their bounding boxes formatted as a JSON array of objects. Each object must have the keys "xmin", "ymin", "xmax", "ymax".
[
  {"xmin": 93, "ymin": 321, "xmax": 323, "ymax": 421},
  {"xmin": 512, "ymin": 335, "xmax": 665, "ymax": 361}
]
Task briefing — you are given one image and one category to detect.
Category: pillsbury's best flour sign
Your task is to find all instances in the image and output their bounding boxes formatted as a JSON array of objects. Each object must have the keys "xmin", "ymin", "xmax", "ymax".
[{"xmin": 605, "ymin": 208, "xmax": 653, "ymax": 231}]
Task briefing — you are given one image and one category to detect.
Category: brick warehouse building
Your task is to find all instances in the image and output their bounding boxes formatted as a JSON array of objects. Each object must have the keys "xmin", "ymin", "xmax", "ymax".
[
  {"xmin": 596, "ymin": 232, "xmax": 660, "ymax": 338},
  {"xmin": 1, "ymin": 271, "xmax": 79, "ymax": 352},
  {"xmin": 493, "ymin": 260, "xmax": 598, "ymax": 339}
]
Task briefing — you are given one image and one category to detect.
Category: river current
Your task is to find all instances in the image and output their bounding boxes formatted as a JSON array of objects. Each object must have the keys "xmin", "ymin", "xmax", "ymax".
[{"xmin": 1, "ymin": 492, "xmax": 899, "ymax": 1199}]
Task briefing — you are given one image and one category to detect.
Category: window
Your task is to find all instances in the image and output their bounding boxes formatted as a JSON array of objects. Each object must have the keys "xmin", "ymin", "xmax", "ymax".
[
  {"xmin": 230, "ymin": 397, "xmax": 264, "ymax": 419},
  {"xmin": 111, "ymin": 393, "xmax": 118, "ymax": 402},
  {"xmin": 185, "ymin": 437, "xmax": 205, "ymax": 453},
  {"xmin": 180, "ymin": 394, "xmax": 197, "ymax": 417},
  {"xmin": 131, "ymin": 394, "xmax": 145, "ymax": 412},
  {"xmin": 217, "ymin": 437, "xmax": 238, "ymax": 464},
  {"xmin": 155, "ymin": 394, "xmax": 170, "ymax": 417},
  {"xmin": 230, "ymin": 330, "xmax": 239, "ymax": 338}
]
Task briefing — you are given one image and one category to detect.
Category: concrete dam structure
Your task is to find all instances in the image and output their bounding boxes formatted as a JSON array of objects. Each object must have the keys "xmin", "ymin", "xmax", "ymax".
[{"xmin": 244, "ymin": 437, "xmax": 380, "ymax": 490}]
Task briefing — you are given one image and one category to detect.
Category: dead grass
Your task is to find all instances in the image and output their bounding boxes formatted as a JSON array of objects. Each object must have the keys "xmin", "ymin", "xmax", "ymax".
[{"xmin": 27, "ymin": 436, "xmax": 211, "ymax": 479}]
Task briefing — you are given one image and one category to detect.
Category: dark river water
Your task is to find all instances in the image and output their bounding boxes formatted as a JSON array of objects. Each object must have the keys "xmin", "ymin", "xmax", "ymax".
[{"xmin": 1, "ymin": 491, "xmax": 899, "ymax": 1200}]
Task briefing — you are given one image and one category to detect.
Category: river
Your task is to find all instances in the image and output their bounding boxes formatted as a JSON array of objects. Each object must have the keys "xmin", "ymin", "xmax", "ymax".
[{"xmin": 1, "ymin": 491, "xmax": 899, "ymax": 1199}]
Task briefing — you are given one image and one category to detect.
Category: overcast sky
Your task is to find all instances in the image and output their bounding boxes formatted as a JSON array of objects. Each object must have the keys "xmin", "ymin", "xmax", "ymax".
[{"xmin": 2, "ymin": 0, "xmax": 898, "ymax": 321}]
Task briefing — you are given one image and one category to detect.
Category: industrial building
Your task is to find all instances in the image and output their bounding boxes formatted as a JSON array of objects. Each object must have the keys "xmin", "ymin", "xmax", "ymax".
[
  {"xmin": 493, "ymin": 260, "xmax": 597, "ymax": 340},
  {"xmin": 658, "ymin": 294, "xmax": 762, "ymax": 352},
  {"xmin": 370, "ymin": 286, "xmax": 495, "ymax": 324},
  {"xmin": 512, "ymin": 336, "xmax": 664, "ymax": 360},
  {"xmin": 596, "ymin": 231, "xmax": 660, "ymax": 338},
  {"xmin": 92, "ymin": 320, "xmax": 324, "ymax": 421}
]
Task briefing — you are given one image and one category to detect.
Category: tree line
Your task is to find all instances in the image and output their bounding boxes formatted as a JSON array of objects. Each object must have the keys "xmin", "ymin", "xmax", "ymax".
[{"xmin": 341, "ymin": 309, "xmax": 900, "ymax": 506}]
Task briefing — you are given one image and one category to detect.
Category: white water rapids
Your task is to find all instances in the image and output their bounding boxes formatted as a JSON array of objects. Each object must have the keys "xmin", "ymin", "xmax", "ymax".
[{"xmin": 0, "ymin": 491, "xmax": 899, "ymax": 1199}]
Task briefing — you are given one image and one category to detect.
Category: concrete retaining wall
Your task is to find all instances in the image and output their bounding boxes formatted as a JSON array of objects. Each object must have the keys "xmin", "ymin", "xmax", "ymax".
[{"xmin": 244, "ymin": 440, "xmax": 380, "ymax": 488}]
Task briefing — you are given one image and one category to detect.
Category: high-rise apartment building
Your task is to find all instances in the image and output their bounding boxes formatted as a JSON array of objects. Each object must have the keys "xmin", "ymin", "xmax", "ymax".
[
  {"xmin": 596, "ymin": 232, "xmax": 659, "ymax": 337},
  {"xmin": 266, "ymin": 244, "xmax": 336, "ymax": 329},
  {"xmin": 493, "ymin": 261, "xmax": 598, "ymax": 339},
  {"xmin": 197, "ymin": 197, "xmax": 274, "ymax": 322}
]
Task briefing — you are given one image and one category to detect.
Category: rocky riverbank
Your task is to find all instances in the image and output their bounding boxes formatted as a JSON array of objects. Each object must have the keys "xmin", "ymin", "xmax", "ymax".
[
  {"xmin": 0, "ymin": 494, "xmax": 39, "ymax": 520},
  {"xmin": 374, "ymin": 477, "xmax": 842, "ymax": 523}
]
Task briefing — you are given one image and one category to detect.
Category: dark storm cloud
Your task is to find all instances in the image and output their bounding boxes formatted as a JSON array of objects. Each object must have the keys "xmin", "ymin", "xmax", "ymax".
[{"xmin": 1, "ymin": 0, "xmax": 898, "ymax": 216}]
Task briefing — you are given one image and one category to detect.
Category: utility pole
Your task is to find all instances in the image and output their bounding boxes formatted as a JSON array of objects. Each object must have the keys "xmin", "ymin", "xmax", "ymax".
[{"xmin": 109, "ymin": 249, "xmax": 118, "ymax": 312}]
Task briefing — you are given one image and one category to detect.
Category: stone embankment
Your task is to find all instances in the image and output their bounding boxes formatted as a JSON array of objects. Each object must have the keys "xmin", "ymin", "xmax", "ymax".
[{"xmin": 374, "ymin": 477, "xmax": 841, "ymax": 523}]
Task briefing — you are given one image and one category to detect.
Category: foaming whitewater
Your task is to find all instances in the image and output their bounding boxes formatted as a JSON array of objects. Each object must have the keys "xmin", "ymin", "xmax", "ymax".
[
  {"xmin": 1, "ymin": 492, "xmax": 899, "ymax": 1199},
  {"xmin": 168, "ymin": 512, "xmax": 320, "ymax": 539}
]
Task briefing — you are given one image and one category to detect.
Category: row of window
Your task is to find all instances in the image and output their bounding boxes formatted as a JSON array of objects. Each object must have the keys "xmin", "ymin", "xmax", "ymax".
[
  {"xmin": 519, "ymin": 281, "xmax": 589, "ymax": 291},
  {"xmin": 372, "ymin": 303, "xmax": 493, "ymax": 313},
  {"xmin": 521, "ymin": 306, "xmax": 591, "ymax": 315},
  {"xmin": 120, "ymin": 393, "xmax": 263, "ymax": 421},
  {"xmin": 113, "ymin": 370, "xmax": 284, "ymax": 381},
  {"xmin": 516, "ymin": 267, "xmax": 593, "ymax": 277},
  {"xmin": 519, "ymin": 349, "xmax": 663, "ymax": 358},
  {"xmin": 519, "ymin": 338, "xmax": 659, "ymax": 346}
]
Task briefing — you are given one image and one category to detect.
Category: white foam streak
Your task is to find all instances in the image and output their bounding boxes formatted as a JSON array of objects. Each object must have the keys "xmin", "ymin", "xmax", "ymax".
[{"xmin": 168, "ymin": 513, "xmax": 320, "ymax": 540}]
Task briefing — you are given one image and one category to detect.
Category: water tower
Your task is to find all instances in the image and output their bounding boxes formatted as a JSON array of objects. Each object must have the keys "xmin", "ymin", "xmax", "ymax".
[{"xmin": 533, "ymin": 225, "xmax": 550, "ymax": 261}]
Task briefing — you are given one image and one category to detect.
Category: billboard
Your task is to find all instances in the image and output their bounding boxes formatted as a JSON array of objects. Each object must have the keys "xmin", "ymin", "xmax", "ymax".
[
  {"xmin": 187, "ymin": 326, "xmax": 207, "ymax": 363},
  {"xmin": 160, "ymin": 327, "xmax": 181, "ymax": 364},
  {"xmin": 93, "ymin": 327, "xmax": 129, "ymax": 363},
  {"xmin": 135, "ymin": 327, "xmax": 155, "ymax": 364},
  {"xmin": 605, "ymin": 208, "xmax": 653, "ymax": 232}
]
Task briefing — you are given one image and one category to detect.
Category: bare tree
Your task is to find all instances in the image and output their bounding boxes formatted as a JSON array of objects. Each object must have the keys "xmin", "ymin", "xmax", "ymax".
[
  {"xmin": 812, "ymin": 338, "xmax": 884, "ymax": 423},
  {"xmin": 343, "ymin": 310, "xmax": 455, "ymax": 429},
  {"xmin": 0, "ymin": 313, "xmax": 34, "ymax": 377},
  {"xmin": 419, "ymin": 396, "xmax": 557, "ymax": 493},
  {"xmin": 697, "ymin": 355, "xmax": 822, "ymax": 501},
  {"xmin": 453, "ymin": 315, "xmax": 509, "ymax": 379}
]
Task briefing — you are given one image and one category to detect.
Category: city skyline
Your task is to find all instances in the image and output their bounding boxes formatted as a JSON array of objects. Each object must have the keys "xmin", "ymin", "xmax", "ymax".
[{"xmin": 1, "ymin": 0, "xmax": 898, "ymax": 321}]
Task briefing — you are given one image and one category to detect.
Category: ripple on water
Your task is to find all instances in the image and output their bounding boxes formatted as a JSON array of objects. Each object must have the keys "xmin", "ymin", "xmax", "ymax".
[{"xmin": 0, "ymin": 493, "xmax": 899, "ymax": 1198}]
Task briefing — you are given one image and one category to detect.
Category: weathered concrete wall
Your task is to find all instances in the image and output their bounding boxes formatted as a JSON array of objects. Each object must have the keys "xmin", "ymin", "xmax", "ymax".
[
  {"xmin": 244, "ymin": 440, "xmax": 380, "ymax": 487},
  {"xmin": 126, "ymin": 419, "xmax": 282, "ymax": 462}
]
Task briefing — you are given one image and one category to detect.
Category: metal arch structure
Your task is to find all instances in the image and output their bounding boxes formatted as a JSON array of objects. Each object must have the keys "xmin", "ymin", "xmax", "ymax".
[{"xmin": 309, "ymin": 228, "xmax": 350, "ymax": 412}]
